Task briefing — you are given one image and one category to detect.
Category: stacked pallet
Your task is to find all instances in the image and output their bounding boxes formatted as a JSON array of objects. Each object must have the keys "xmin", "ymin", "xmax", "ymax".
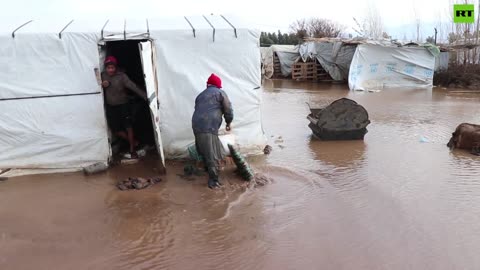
[
  {"xmin": 273, "ymin": 52, "xmax": 282, "ymax": 78},
  {"xmin": 316, "ymin": 61, "xmax": 331, "ymax": 81},
  {"xmin": 292, "ymin": 59, "xmax": 333, "ymax": 81},
  {"xmin": 292, "ymin": 61, "xmax": 317, "ymax": 81}
]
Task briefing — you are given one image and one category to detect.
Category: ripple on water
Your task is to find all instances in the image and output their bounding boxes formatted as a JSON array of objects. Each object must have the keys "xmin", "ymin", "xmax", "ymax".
[{"xmin": 97, "ymin": 190, "xmax": 178, "ymax": 269}]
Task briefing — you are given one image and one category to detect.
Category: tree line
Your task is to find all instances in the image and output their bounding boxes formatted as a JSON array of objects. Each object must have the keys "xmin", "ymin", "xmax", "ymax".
[
  {"xmin": 260, "ymin": 31, "xmax": 300, "ymax": 46},
  {"xmin": 261, "ymin": 18, "xmax": 345, "ymax": 47},
  {"xmin": 262, "ymin": 12, "xmax": 476, "ymax": 48}
]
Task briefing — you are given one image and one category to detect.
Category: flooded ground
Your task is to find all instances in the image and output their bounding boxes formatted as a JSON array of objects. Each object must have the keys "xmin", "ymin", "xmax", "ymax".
[{"xmin": 1, "ymin": 80, "xmax": 480, "ymax": 270}]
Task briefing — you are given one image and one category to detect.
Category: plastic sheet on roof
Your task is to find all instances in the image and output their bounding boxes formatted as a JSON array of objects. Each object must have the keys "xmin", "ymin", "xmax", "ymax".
[{"xmin": 299, "ymin": 41, "xmax": 356, "ymax": 81}]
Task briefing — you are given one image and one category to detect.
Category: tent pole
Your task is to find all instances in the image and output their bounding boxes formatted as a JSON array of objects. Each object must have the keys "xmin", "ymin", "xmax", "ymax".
[
  {"xmin": 101, "ymin": 19, "xmax": 109, "ymax": 40},
  {"xmin": 146, "ymin": 19, "xmax": 150, "ymax": 38},
  {"xmin": 220, "ymin": 15, "xmax": 237, "ymax": 38},
  {"xmin": 184, "ymin": 16, "xmax": 196, "ymax": 38},
  {"xmin": 202, "ymin": 15, "xmax": 215, "ymax": 42},
  {"xmin": 58, "ymin": 20, "xmax": 74, "ymax": 39},
  {"xmin": 12, "ymin": 20, "xmax": 33, "ymax": 38},
  {"xmin": 123, "ymin": 19, "xmax": 126, "ymax": 40}
]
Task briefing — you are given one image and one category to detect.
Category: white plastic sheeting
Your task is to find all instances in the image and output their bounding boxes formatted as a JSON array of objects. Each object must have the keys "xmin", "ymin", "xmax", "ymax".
[
  {"xmin": 435, "ymin": 52, "xmax": 449, "ymax": 72},
  {"xmin": 0, "ymin": 34, "xmax": 101, "ymax": 99},
  {"xmin": 299, "ymin": 42, "xmax": 356, "ymax": 81},
  {"xmin": 260, "ymin": 47, "xmax": 274, "ymax": 79},
  {"xmin": 0, "ymin": 33, "xmax": 110, "ymax": 171},
  {"xmin": 348, "ymin": 44, "xmax": 436, "ymax": 91},
  {"xmin": 0, "ymin": 16, "xmax": 265, "ymax": 175},
  {"xmin": 272, "ymin": 45, "xmax": 300, "ymax": 77},
  {"xmin": 260, "ymin": 45, "xmax": 299, "ymax": 78},
  {"xmin": 152, "ymin": 28, "xmax": 265, "ymax": 157}
]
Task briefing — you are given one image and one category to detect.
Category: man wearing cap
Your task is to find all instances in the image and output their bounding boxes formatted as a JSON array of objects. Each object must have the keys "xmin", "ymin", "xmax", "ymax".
[
  {"xmin": 192, "ymin": 74, "xmax": 234, "ymax": 189},
  {"xmin": 101, "ymin": 56, "xmax": 147, "ymax": 159}
]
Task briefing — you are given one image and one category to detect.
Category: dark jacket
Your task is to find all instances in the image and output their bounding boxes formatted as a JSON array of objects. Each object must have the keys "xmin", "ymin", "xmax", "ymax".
[
  {"xmin": 192, "ymin": 86, "xmax": 233, "ymax": 135},
  {"xmin": 101, "ymin": 71, "xmax": 147, "ymax": 106}
]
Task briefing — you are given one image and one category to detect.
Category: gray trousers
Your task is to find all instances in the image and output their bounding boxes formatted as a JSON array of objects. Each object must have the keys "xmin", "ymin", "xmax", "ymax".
[{"xmin": 194, "ymin": 133, "xmax": 226, "ymax": 181}]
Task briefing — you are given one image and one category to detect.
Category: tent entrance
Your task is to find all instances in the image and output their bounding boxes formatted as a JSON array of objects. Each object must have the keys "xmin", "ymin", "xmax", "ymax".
[{"xmin": 102, "ymin": 40, "xmax": 165, "ymax": 166}]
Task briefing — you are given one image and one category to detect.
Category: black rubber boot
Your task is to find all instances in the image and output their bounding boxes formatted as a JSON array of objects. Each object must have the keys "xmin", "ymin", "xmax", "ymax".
[
  {"xmin": 215, "ymin": 179, "xmax": 223, "ymax": 186},
  {"xmin": 208, "ymin": 179, "xmax": 218, "ymax": 189}
]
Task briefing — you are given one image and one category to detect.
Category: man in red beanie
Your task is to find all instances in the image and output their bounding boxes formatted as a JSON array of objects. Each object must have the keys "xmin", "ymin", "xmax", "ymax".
[
  {"xmin": 101, "ymin": 56, "xmax": 148, "ymax": 159},
  {"xmin": 192, "ymin": 73, "xmax": 234, "ymax": 189}
]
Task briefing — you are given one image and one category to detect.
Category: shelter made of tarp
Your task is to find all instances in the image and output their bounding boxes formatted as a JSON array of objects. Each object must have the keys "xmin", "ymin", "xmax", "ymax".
[
  {"xmin": 435, "ymin": 52, "xmax": 449, "ymax": 71},
  {"xmin": 260, "ymin": 45, "xmax": 299, "ymax": 78},
  {"xmin": 299, "ymin": 41, "xmax": 357, "ymax": 81},
  {"xmin": 260, "ymin": 47, "xmax": 274, "ymax": 78},
  {"xmin": 0, "ymin": 16, "xmax": 266, "ymax": 176},
  {"xmin": 348, "ymin": 44, "xmax": 436, "ymax": 91}
]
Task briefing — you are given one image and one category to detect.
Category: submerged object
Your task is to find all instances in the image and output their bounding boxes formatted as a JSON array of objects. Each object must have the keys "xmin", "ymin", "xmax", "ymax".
[
  {"xmin": 307, "ymin": 98, "xmax": 370, "ymax": 140},
  {"xmin": 116, "ymin": 176, "xmax": 162, "ymax": 190},
  {"xmin": 447, "ymin": 123, "xmax": 480, "ymax": 156},
  {"xmin": 228, "ymin": 144, "xmax": 254, "ymax": 181},
  {"xmin": 419, "ymin": 136, "xmax": 429, "ymax": 143}
]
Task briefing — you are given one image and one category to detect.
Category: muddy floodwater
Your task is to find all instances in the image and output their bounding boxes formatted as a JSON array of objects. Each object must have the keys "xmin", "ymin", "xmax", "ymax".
[{"xmin": 1, "ymin": 80, "xmax": 480, "ymax": 270}]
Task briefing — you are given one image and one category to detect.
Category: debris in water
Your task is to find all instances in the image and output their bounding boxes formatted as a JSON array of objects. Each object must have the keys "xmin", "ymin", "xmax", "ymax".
[
  {"xmin": 278, "ymin": 145, "xmax": 285, "ymax": 149},
  {"xmin": 263, "ymin": 145, "xmax": 273, "ymax": 155},
  {"xmin": 249, "ymin": 173, "xmax": 272, "ymax": 188},
  {"xmin": 447, "ymin": 123, "xmax": 480, "ymax": 156},
  {"xmin": 177, "ymin": 164, "xmax": 204, "ymax": 181},
  {"xmin": 116, "ymin": 176, "xmax": 162, "ymax": 190},
  {"xmin": 306, "ymin": 98, "xmax": 370, "ymax": 140},
  {"xmin": 228, "ymin": 144, "xmax": 254, "ymax": 181},
  {"xmin": 120, "ymin": 159, "xmax": 139, "ymax": 165},
  {"xmin": 0, "ymin": 177, "xmax": 8, "ymax": 182},
  {"xmin": 419, "ymin": 136, "xmax": 429, "ymax": 143}
]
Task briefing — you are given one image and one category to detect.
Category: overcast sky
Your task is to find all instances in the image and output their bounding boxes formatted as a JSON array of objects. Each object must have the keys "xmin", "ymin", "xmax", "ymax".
[{"xmin": 0, "ymin": 0, "xmax": 471, "ymax": 39}]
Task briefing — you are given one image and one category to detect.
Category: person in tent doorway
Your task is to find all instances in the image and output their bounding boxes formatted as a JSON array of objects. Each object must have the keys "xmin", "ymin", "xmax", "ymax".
[
  {"xmin": 192, "ymin": 74, "xmax": 234, "ymax": 189},
  {"xmin": 101, "ymin": 56, "xmax": 148, "ymax": 159}
]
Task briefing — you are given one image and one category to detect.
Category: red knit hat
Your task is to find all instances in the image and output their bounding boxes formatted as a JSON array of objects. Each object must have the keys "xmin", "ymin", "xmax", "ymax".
[
  {"xmin": 207, "ymin": 73, "xmax": 222, "ymax": 88},
  {"xmin": 104, "ymin": 56, "xmax": 118, "ymax": 66}
]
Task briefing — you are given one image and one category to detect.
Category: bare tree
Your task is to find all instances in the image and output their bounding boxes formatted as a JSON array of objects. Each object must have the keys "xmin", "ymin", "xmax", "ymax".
[
  {"xmin": 413, "ymin": 5, "xmax": 421, "ymax": 42},
  {"xmin": 352, "ymin": 1, "xmax": 384, "ymax": 39},
  {"xmin": 290, "ymin": 18, "xmax": 344, "ymax": 40},
  {"xmin": 307, "ymin": 18, "xmax": 344, "ymax": 38},
  {"xmin": 446, "ymin": 0, "xmax": 480, "ymax": 65},
  {"xmin": 289, "ymin": 19, "xmax": 308, "ymax": 42},
  {"xmin": 366, "ymin": 1, "xmax": 384, "ymax": 39}
]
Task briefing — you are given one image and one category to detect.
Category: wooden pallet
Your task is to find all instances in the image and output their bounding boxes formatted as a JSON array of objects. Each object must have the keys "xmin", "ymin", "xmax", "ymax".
[
  {"xmin": 292, "ymin": 62, "xmax": 318, "ymax": 81},
  {"xmin": 272, "ymin": 52, "xmax": 282, "ymax": 78},
  {"xmin": 315, "ymin": 61, "xmax": 333, "ymax": 81}
]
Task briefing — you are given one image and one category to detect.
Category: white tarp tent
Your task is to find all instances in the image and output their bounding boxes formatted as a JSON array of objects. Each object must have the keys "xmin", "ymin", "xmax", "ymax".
[
  {"xmin": 260, "ymin": 47, "xmax": 274, "ymax": 79},
  {"xmin": 0, "ymin": 16, "xmax": 266, "ymax": 177},
  {"xmin": 273, "ymin": 45, "xmax": 300, "ymax": 77},
  {"xmin": 435, "ymin": 51, "xmax": 449, "ymax": 71},
  {"xmin": 348, "ymin": 44, "xmax": 436, "ymax": 91},
  {"xmin": 299, "ymin": 41, "xmax": 357, "ymax": 81},
  {"xmin": 260, "ymin": 45, "xmax": 299, "ymax": 79}
]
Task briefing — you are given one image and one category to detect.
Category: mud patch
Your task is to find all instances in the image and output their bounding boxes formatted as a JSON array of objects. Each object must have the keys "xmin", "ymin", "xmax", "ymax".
[{"xmin": 434, "ymin": 67, "xmax": 480, "ymax": 90}]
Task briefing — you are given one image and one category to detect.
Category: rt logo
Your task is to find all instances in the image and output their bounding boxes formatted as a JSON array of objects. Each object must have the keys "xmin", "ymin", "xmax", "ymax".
[{"xmin": 454, "ymin": 4, "xmax": 475, "ymax": 23}]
